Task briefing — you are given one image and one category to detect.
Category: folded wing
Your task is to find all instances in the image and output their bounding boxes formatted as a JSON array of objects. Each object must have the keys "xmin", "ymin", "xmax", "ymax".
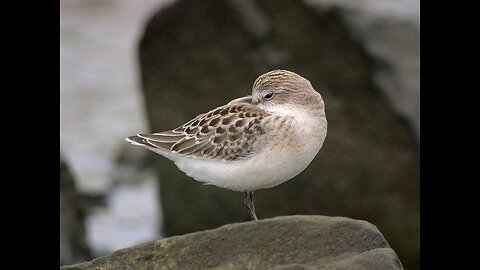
[{"xmin": 128, "ymin": 98, "xmax": 270, "ymax": 161}]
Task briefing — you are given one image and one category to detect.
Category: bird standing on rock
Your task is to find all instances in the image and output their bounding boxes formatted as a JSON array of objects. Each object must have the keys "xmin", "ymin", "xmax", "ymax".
[{"xmin": 126, "ymin": 70, "xmax": 327, "ymax": 221}]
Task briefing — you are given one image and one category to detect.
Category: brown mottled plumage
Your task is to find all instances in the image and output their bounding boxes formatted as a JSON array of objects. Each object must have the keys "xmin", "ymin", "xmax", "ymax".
[{"xmin": 129, "ymin": 103, "xmax": 270, "ymax": 161}]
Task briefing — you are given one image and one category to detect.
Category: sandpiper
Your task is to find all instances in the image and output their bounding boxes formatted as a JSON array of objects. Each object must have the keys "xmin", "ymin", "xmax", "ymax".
[{"xmin": 126, "ymin": 70, "xmax": 327, "ymax": 220}]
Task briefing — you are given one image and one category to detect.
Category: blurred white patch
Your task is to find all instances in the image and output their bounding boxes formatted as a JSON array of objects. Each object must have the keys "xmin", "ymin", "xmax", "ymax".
[
  {"xmin": 60, "ymin": 0, "xmax": 176, "ymax": 193},
  {"xmin": 86, "ymin": 174, "xmax": 162, "ymax": 255}
]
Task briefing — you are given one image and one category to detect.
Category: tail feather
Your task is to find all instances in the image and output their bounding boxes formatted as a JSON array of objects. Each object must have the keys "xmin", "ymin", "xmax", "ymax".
[
  {"xmin": 138, "ymin": 133, "xmax": 183, "ymax": 143},
  {"xmin": 125, "ymin": 135, "xmax": 148, "ymax": 146},
  {"xmin": 126, "ymin": 135, "xmax": 173, "ymax": 149},
  {"xmin": 125, "ymin": 135, "xmax": 177, "ymax": 160}
]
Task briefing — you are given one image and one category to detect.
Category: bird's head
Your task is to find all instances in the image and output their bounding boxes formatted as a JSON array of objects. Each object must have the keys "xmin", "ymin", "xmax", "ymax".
[{"xmin": 251, "ymin": 70, "xmax": 325, "ymax": 116}]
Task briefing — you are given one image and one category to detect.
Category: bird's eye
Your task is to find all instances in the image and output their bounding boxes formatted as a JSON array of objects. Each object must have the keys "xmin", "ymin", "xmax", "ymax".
[{"xmin": 263, "ymin": 92, "xmax": 274, "ymax": 100}]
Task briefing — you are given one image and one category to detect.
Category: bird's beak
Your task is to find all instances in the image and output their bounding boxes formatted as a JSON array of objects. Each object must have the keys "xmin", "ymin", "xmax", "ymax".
[{"xmin": 228, "ymin": 95, "xmax": 253, "ymax": 105}]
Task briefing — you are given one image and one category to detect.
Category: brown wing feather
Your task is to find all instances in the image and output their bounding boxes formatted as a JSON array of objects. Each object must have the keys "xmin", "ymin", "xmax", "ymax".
[{"xmin": 136, "ymin": 102, "xmax": 270, "ymax": 160}]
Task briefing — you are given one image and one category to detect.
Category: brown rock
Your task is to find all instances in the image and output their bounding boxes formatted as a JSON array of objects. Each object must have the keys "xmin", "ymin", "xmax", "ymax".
[
  {"xmin": 60, "ymin": 156, "xmax": 93, "ymax": 265},
  {"xmin": 61, "ymin": 215, "xmax": 404, "ymax": 270}
]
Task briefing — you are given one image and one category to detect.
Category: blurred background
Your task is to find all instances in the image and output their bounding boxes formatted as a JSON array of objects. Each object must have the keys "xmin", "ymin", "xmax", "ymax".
[{"xmin": 60, "ymin": 0, "xmax": 419, "ymax": 269}]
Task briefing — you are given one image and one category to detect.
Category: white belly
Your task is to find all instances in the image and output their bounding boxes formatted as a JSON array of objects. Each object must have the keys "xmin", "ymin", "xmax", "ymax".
[
  {"xmin": 173, "ymin": 151, "xmax": 311, "ymax": 192},
  {"xmin": 172, "ymin": 120, "xmax": 326, "ymax": 192}
]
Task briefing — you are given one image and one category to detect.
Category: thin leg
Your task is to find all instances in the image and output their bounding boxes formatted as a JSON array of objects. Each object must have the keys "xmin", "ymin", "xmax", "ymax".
[{"xmin": 244, "ymin": 191, "xmax": 259, "ymax": 221}]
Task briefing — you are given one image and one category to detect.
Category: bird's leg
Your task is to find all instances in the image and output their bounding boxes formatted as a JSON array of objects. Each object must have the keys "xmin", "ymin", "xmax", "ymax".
[{"xmin": 244, "ymin": 191, "xmax": 259, "ymax": 221}]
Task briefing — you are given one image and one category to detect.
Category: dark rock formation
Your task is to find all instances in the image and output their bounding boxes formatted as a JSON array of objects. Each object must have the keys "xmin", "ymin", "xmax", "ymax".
[
  {"xmin": 61, "ymin": 215, "xmax": 404, "ymax": 270},
  {"xmin": 308, "ymin": 0, "xmax": 420, "ymax": 143},
  {"xmin": 137, "ymin": 0, "xmax": 419, "ymax": 269},
  {"xmin": 60, "ymin": 156, "xmax": 93, "ymax": 265}
]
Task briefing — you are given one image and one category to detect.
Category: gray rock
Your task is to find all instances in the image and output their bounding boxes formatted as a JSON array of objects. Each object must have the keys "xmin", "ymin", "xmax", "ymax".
[
  {"xmin": 60, "ymin": 215, "xmax": 404, "ymax": 270},
  {"xmin": 306, "ymin": 0, "xmax": 420, "ymax": 142},
  {"xmin": 138, "ymin": 0, "xmax": 419, "ymax": 269},
  {"xmin": 60, "ymin": 156, "xmax": 93, "ymax": 265}
]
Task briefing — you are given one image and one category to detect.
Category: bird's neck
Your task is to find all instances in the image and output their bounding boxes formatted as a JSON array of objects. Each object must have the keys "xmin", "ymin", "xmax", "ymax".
[{"xmin": 266, "ymin": 103, "xmax": 325, "ymax": 124}]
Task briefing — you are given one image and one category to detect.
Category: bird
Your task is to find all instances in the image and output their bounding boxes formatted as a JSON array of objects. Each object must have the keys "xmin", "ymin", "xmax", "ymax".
[{"xmin": 126, "ymin": 70, "xmax": 327, "ymax": 221}]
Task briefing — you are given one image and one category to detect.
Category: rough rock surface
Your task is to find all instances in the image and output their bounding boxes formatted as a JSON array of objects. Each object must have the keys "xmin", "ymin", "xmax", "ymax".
[
  {"xmin": 60, "ymin": 215, "xmax": 404, "ymax": 270},
  {"xmin": 138, "ymin": 0, "xmax": 419, "ymax": 269}
]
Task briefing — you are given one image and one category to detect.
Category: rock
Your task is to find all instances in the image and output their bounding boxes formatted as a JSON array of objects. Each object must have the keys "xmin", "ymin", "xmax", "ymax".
[
  {"xmin": 60, "ymin": 155, "xmax": 93, "ymax": 265},
  {"xmin": 60, "ymin": 215, "xmax": 404, "ymax": 270},
  {"xmin": 138, "ymin": 0, "xmax": 419, "ymax": 269},
  {"xmin": 306, "ymin": 0, "xmax": 420, "ymax": 142}
]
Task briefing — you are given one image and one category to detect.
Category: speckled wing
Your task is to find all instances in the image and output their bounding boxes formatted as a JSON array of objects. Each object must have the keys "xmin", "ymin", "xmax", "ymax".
[{"xmin": 130, "ymin": 101, "xmax": 271, "ymax": 161}]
